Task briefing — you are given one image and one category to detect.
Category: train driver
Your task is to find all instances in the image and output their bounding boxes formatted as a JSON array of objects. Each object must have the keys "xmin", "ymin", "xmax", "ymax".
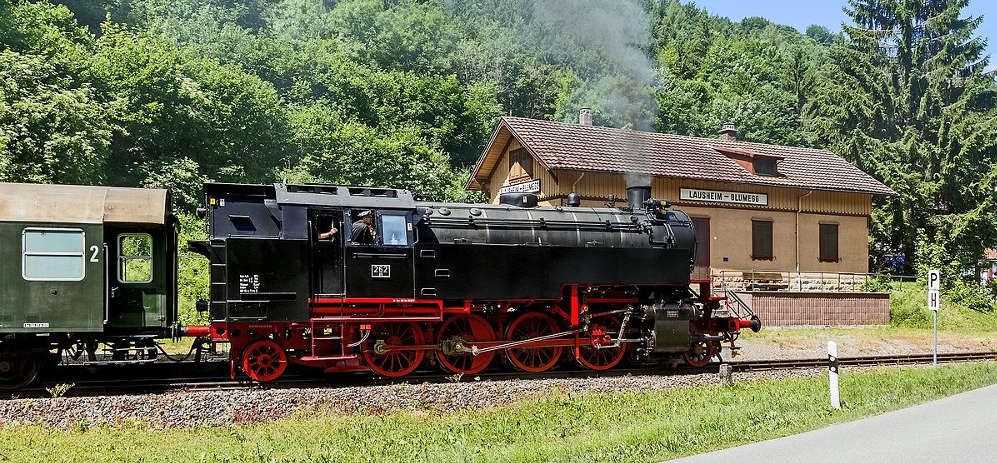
[{"xmin": 350, "ymin": 210, "xmax": 376, "ymax": 245}]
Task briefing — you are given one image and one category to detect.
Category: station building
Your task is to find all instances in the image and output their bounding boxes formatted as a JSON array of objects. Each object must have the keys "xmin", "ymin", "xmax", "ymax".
[{"xmin": 466, "ymin": 112, "xmax": 896, "ymax": 325}]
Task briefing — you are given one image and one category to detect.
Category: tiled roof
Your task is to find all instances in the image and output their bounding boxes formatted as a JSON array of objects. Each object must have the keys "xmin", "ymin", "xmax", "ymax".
[{"xmin": 476, "ymin": 117, "xmax": 895, "ymax": 195}]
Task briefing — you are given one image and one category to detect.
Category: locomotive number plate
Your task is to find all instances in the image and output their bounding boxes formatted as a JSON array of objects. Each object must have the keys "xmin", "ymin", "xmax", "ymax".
[{"xmin": 371, "ymin": 264, "xmax": 391, "ymax": 279}]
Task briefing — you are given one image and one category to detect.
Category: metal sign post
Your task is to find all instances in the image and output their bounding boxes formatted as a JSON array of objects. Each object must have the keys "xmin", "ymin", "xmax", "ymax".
[
  {"xmin": 928, "ymin": 270, "xmax": 941, "ymax": 367},
  {"xmin": 828, "ymin": 341, "xmax": 840, "ymax": 409}
]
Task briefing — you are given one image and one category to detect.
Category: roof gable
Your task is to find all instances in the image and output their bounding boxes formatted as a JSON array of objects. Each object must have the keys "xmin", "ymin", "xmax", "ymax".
[{"xmin": 468, "ymin": 117, "xmax": 895, "ymax": 196}]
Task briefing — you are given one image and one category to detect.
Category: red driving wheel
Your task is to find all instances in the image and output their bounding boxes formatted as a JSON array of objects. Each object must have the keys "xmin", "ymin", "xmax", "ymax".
[
  {"xmin": 576, "ymin": 315, "xmax": 628, "ymax": 371},
  {"xmin": 436, "ymin": 314, "xmax": 496, "ymax": 375},
  {"xmin": 683, "ymin": 339, "xmax": 717, "ymax": 368},
  {"xmin": 363, "ymin": 322, "xmax": 426, "ymax": 377},
  {"xmin": 242, "ymin": 339, "xmax": 288, "ymax": 382},
  {"xmin": 505, "ymin": 312, "xmax": 563, "ymax": 373}
]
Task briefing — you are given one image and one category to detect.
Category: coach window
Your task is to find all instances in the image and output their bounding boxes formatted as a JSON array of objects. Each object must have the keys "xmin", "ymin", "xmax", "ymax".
[
  {"xmin": 751, "ymin": 219, "xmax": 773, "ymax": 260},
  {"xmin": 119, "ymin": 234, "xmax": 153, "ymax": 283},
  {"xmin": 22, "ymin": 228, "xmax": 86, "ymax": 281},
  {"xmin": 380, "ymin": 215, "xmax": 409, "ymax": 246},
  {"xmin": 819, "ymin": 223, "xmax": 839, "ymax": 262}
]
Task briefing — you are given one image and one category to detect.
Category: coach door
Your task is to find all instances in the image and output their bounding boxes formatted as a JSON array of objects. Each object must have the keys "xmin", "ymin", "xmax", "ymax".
[
  {"xmin": 344, "ymin": 209, "xmax": 415, "ymax": 298},
  {"xmin": 106, "ymin": 225, "xmax": 171, "ymax": 330}
]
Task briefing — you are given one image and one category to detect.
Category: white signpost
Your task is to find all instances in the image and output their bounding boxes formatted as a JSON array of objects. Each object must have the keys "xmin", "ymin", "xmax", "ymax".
[
  {"xmin": 928, "ymin": 270, "xmax": 940, "ymax": 366},
  {"xmin": 828, "ymin": 341, "xmax": 840, "ymax": 409}
]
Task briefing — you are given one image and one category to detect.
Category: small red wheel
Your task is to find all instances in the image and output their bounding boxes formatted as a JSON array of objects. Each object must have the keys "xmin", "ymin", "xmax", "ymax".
[
  {"xmin": 505, "ymin": 312, "xmax": 563, "ymax": 373},
  {"xmin": 242, "ymin": 339, "xmax": 287, "ymax": 382},
  {"xmin": 683, "ymin": 339, "xmax": 717, "ymax": 368},
  {"xmin": 436, "ymin": 314, "xmax": 496, "ymax": 375},
  {"xmin": 576, "ymin": 315, "xmax": 628, "ymax": 371},
  {"xmin": 363, "ymin": 322, "xmax": 425, "ymax": 377}
]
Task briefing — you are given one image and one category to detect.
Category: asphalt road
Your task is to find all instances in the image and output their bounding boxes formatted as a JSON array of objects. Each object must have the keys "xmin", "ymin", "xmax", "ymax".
[{"xmin": 667, "ymin": 383, "xmax": 997, "ymax": 463}]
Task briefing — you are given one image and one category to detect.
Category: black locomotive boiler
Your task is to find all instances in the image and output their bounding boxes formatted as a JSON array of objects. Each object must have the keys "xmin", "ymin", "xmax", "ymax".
[{"xmin": 190, "ymin": 179, "xmax": 760, "ymax": 381}]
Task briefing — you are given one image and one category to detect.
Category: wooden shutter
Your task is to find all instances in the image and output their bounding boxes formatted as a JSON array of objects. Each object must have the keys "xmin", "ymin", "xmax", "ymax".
[
  {"xmin": 508, "ymin": 148, "xmax": 532, "ymax": 181},
  {"xmin": 820, "ymin": 223, "xmax": 839, "ymax": 262},
  {"xmin": 752, "ymin": 220, "xmax": 773, "ymax": 260}
]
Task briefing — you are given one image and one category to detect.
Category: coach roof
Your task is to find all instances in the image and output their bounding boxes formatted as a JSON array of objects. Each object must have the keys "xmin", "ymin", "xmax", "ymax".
[
  {"xmin": 466, "ymin": 117, "xmax": 896, "ymax": 196},
  {"xmin": 0, "ymin": 183, "xmax": 169, "ymax": 224}
]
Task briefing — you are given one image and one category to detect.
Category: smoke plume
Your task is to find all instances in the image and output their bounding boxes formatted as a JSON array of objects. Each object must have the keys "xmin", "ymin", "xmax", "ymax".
[{"xmin": 523, "ymin": 0, "xmax": 659, "ymax": 131}]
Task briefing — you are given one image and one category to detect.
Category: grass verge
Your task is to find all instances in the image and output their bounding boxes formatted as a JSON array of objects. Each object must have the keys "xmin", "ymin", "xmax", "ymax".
[{"xmin": 2, "ymin": 362, "xmax": 997, "ymax": 463}]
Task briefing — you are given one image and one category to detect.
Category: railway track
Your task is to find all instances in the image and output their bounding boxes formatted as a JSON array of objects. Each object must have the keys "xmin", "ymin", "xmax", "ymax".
[{"xmin": 7, "ymin": 350, "xmax": 995, "ymax": 399}]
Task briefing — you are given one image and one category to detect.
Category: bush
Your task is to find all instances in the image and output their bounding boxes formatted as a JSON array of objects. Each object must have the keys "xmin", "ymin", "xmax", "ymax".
[
  {"xmin": 176, "ymin": 213, "xmax": 209, "ymax": 326},
  {"xmin": 946, "ymin": 281, "xmax": 997, "ymax": 313}
]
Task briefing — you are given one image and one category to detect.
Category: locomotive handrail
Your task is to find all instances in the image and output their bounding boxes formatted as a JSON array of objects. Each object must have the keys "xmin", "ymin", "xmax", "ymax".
[
  {"xmin": 424, "ymin": 216, "xmax": 647, "ymax": 232},
  {"xmin": 725, "ymin": 289, "xmax": 756, "ymax": 319}
]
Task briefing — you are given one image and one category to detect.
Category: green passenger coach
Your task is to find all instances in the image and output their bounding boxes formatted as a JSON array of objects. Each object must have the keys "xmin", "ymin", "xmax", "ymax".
[{"xmin": 0, "ymin": 183, "xmax": 178, "ymax": 388}]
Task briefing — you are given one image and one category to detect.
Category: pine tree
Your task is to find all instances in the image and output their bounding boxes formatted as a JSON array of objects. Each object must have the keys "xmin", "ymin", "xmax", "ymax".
[{"xmin": 809, "ymin": 0, "xmax": 997, "ymax": 278}]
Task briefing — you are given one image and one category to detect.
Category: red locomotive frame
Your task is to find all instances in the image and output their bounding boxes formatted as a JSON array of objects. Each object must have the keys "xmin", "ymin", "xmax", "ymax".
[{"xmin": 199, "ymin": 281, "xmax": 756, "ymax": 382}]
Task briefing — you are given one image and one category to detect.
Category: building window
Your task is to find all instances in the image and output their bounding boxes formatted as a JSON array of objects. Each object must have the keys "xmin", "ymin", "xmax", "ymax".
[
  {"xmin": 509, "ymin": 148, "xmax": 533, "ymax": 180},
  {"xmin": 754, "ymin": 158, "xmax": 776, "ymax": 176},
  {"xmin": 22, "ymin": 228, "xmax": 86, "ymax": 281},
  {"xmin": 752, "ymin": 220, "xmax": 773, "ymax": 260},
  {"xmin": 820, "ymin": 223, "xmax": 839, "ymax": 262},
  {"xmin": 119, "ymin": 233, "xmax": 153, "ymax": 283}
]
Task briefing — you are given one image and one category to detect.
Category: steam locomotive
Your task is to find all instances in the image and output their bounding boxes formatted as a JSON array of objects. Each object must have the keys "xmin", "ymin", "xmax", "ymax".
[
  {"xmin": 0, "ymin": 179, "xmax": 759, "ymax": 388},
  {"xmin": 189, "ymin": 179, "xmax": 760, "ymax": 381}
]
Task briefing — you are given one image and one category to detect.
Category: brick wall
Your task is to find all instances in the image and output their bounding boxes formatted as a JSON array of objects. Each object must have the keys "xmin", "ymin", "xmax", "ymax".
[{"xmin": 738, "ymin": 291, "xmax": 890, "ymax": 326}]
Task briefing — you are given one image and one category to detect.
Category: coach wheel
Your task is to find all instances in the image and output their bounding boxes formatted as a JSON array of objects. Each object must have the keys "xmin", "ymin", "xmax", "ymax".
[
  {"xmin": 363, "ymin": 322, "xmax": 425, "ymax": 378},
  {"xmin": 436, "ymin": 314, "xmax": 496, "ymax": 375},
  {"xmin": 683, "ymin": 340, "xmax": 716, "ymax": 368},
  {"xmin": 242, "ymin": 339, "xmax": 288, "ymax": 382},
  {"xmin": 576, "ymin": 315, "xmax": 628, "ymax": 371},
  {"xmin": 0, "ymin": 354, "xmax": 41, "ymax": 390},
  {"xmin": 505, "ymin": 312, "xmax": 563, "ymax": 373}
]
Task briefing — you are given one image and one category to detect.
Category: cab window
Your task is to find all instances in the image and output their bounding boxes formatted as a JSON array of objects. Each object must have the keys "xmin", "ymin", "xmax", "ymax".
[
  {"xmin": 380, "ymin": 215, "xmax": 409, "ymax": 246},
  {"xmin": 119, "ymin": 233, "xmax": 153, "ymax": 283}
]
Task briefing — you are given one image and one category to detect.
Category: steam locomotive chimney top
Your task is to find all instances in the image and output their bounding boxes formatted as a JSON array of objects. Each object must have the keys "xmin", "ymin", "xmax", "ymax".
[
  {"xmin": 624, "ymin": 172, "xmax": 652, "ymax": 210},
  {"xmin": 579, "ymin": 107, "xmax": 593, "ymax": 126}
]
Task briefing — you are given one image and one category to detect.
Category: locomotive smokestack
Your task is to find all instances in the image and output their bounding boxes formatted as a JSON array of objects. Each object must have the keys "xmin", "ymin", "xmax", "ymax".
[{"xmin": 625, "ymin": 172, "xmax": 652, "ymax": 209}]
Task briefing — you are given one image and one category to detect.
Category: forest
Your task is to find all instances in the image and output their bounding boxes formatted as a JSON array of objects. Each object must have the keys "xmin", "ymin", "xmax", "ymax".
[{"xmin": 2, "ymin": 0, "xmax": 996, "ymax": 284}]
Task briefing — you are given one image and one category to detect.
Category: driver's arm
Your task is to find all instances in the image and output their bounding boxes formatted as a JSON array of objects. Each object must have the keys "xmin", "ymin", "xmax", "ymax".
[{"xmin": 318, "ymin": 226, "xmax": 338, "ymax": 240}]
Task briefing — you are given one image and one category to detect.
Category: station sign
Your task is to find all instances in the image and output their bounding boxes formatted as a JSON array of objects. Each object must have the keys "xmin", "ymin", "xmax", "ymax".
[
  {"xmin": 500, "ymin": 179, "xmax": 541, "ymax": 194},
  {"xmin": 928, "ymin": 269, "xmax": 940, "ymax": 312},
  {"xmin": 679, "ymin": 187, "xmax": 768, "ymax": 206}
]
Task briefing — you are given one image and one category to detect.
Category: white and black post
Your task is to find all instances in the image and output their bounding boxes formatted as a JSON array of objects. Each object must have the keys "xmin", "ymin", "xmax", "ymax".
[
  {"xmin": 928, "ymin": 270, "xmax": 941, "ymax": 367},
  {"xmin": 828, "ymin": 341, "xmax": 840, "ymax": 409}
]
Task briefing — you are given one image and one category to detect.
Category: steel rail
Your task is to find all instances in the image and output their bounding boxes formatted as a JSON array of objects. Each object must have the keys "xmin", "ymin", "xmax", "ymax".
[{"xmin": 5, "ymin": 351, "xmax": 994, "ymax": 399}]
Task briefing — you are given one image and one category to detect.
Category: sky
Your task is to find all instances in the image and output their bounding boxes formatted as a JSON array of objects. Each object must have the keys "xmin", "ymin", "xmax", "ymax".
[{"xmin": 692, "ymin": 0, "xmax": 996, "ymax": 69}]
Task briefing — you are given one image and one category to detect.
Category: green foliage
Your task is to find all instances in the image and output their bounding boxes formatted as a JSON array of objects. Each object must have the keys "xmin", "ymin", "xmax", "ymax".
[
  {"xmin": 3, "ymin": 0, "xmax": 997, "ymax": 283},
  {"xmin": 286, "ymin": 111, "xmax": 470, "ymax": 201},
  {"xmin": 890, "ymin": 284, "xmax": 997, "ymax": 332},
  {"xmin": 176, "ymin": 213, "xmax": 208, "ymax": 326},
  {"xmin": 2, "ymin": 362, "xmax": 997, "ymax": 461},
  {"xmin": 0, "ymin": 50, "xmax": 113, "ymax": 184}
]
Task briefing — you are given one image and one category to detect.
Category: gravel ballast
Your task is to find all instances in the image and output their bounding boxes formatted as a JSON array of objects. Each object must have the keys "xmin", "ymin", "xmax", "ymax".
[{"xmin": 0, "ymin": 368, "xmax": 834, "ymax": 429}]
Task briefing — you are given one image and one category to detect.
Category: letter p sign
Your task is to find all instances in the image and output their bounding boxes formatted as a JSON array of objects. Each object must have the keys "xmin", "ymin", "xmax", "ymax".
[{"xmin": 928, "ymin": 270, "xmax": 941, "ymax": 312}]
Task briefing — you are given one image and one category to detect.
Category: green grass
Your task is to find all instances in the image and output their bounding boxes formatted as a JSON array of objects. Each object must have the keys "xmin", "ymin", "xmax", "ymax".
[
  {"xmin": 889, "ymin": 285, "xmax": 997, "ymax": 332},
  {"xmin": 2, "ymin": 362, "xmax": 997, "ymax": 463}
]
